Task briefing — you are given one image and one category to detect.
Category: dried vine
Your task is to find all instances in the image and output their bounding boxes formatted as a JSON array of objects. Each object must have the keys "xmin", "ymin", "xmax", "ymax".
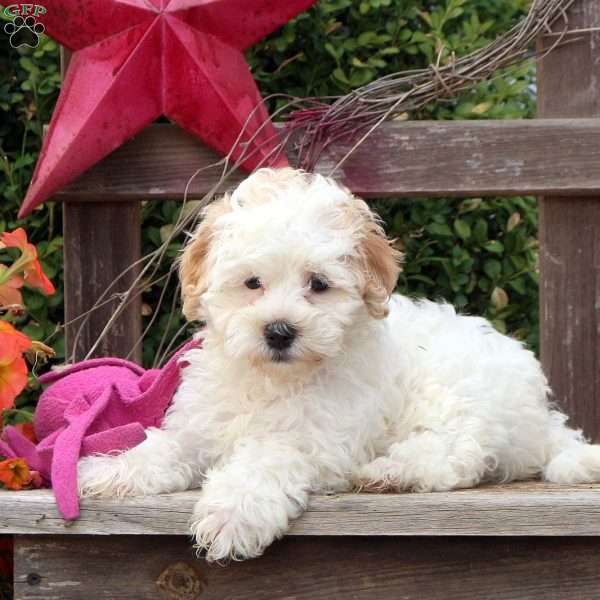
[{"xmin": 287, "ymin": 0, "xmax": 576, "ymax": 171}]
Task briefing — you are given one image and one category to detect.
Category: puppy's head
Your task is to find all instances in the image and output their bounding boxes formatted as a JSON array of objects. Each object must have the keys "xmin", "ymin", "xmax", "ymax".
[{"xmin": 180, "ymin": 168, "xmax": 402, "ymax": 372}]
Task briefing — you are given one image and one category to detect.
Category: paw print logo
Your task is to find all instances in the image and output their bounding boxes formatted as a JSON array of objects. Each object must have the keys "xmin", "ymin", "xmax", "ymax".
[{"xmin": 4, "ymin": 15, "xmax": 45, "ymax": 49}]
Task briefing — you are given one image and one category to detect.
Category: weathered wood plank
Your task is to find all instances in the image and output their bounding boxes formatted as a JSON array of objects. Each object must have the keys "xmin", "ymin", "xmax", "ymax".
[
  {"xmin": 63, "ymin": 202, "xmax": 142, "ymax": 361},
  {"xmin": 538, "ymin": 0, "xmax": 600, "ymax": 441},
  {"xmin": 59, "ymin": 50, "xmax": 143, "ymax": 362},
  {"xmin": 55, "ymin": 119, "xmax": 600, "ymax": 201},
  {"xmin": 14, "ymin": 535, "xmax": 600, "ymax": 600},
  {"xmin": 3, "ymin": 483, "xmax": 600, "ymax": 537}
]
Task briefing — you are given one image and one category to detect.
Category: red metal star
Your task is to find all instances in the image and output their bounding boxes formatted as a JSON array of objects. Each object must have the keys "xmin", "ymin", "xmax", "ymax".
[{"xmin": 11, "ymin": 0, "xmax": 316, "ymax": 217}]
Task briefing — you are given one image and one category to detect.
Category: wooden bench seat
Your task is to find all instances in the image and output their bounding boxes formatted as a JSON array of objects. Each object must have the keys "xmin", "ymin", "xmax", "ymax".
[
  {"xmin": 2, "ymin": 481, "xmax": 600, "ymax": 537},
  {"xmin": 4, "ymin": 482, "xmax": 600, "ymax": 599}
]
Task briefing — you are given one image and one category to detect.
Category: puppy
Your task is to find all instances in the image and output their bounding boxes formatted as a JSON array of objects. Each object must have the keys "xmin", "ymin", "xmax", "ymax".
[{"xmin": 78, "ymin": 167, "xmax": 600, "ymax": 562}]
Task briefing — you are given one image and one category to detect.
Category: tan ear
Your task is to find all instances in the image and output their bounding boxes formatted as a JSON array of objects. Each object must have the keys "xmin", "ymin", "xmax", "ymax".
[
  {"xmin": 356, "ymin": 205, "xmax": 403, "ymax": 319},
  {"xmin": 179, "ymin": 196, "xmax": 232, "ymax": 321}
]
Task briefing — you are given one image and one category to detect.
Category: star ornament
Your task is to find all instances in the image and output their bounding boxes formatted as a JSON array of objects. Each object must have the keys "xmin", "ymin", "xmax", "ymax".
[{"xmin": 8, "ymin": 0, "xmax": 317, "ymax": 217}]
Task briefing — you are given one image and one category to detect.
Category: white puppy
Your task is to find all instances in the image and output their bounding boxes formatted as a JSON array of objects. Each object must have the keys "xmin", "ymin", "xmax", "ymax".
[{"xmin": 78, "ymin": 167, "xmax": 600, "ymax": 562}]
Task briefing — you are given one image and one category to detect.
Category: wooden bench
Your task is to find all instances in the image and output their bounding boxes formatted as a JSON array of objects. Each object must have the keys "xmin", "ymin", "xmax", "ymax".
[
  {"xmin": 3, "ymin": 0, "xmax": 600, "ymax": 598},
  {"xmin": 5, "ymin": 483, "xmax": 600, "ymax": 599}
]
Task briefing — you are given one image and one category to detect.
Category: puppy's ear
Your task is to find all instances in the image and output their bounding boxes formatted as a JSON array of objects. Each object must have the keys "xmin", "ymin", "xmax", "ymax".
[
  {"xmin": 356, "ymin": 204, "xmax": 403, "ymax": 319},
  {"xmin": 179, "ymin": 196, "xmax": 232, "ymax": 321}
]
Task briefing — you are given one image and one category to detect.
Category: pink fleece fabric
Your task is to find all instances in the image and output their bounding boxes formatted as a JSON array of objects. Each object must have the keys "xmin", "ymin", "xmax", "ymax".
[{"xmin": 0, "ymin": 340, "xmax": 200, "ymax": 520}]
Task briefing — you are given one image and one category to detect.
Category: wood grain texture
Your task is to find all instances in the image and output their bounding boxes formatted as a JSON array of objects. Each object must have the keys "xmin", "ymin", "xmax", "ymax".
[
  {"xmin": 63, "ymin": 202, "xmax": 142, "ymax": 361},
  {"xmin": 3, "ymin": 483, "xmax": 600, "ymax": 537},
  {"xmin": 538, "ymin": 0, "xmax": 600, "ymax": 441},
  {"xmin": 54, "ymin": 119, "xmax": 600, "ymax": 201},
  {"xmin": 14, "ymin": 535, "xmax": 600, "ymax": 600}
]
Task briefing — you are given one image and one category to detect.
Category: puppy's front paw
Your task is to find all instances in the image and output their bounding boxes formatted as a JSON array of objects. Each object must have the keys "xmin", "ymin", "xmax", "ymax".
[
  {"xmin": 78, "ymin": 454, "xmax": 145, "ymax": 498},
  {"xmin": 191, "ymin": 492, "xmax": 288, "ymax": 563}
]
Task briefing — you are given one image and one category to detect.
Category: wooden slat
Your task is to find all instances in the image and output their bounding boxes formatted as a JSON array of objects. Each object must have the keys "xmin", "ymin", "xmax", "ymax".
[
  {"xmin": 538, "ymin": 1, "xmax": 600, "ymax": 441},
  {"xmin": 60, "ymin": 48, "xmax": 143, "ymax": 362},
  {"xmin": 14, "ymin": 535, "xmax": 600, "ymax": 600},
  {"xmin": 63, "ymin": 202, "xmax": 142, "ymax": 361},
  {"xmin": 3, "ymin": 483, "xmax": 600, "ymax": 537},
  {"xmin": 55, "ymin": 119, "xmax": 600, "ymax": 201}
]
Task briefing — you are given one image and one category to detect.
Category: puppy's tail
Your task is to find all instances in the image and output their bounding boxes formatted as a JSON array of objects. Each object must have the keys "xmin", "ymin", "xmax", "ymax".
[{"xmin": 543, "ymin": 413, "xmax": 600, "ymax": 484}]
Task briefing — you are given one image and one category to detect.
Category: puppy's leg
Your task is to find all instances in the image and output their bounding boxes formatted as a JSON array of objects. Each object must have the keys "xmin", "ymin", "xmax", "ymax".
[
  {"xmin": 78, "ymin": 427, "xmax": 199, "ymax": 498},
  {"xmin": 191, "ymin": 437, "xmax": 315, "ymax": 562},
  {"xmin": 355, "ymin": 429, "xmax": 488, "ymax": 493}
]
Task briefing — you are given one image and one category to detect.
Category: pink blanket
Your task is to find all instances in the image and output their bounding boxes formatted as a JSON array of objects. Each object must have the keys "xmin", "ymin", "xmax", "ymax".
[{"xmin": 0, "ymin": 340, "xmax": 199, "ymax": 520}]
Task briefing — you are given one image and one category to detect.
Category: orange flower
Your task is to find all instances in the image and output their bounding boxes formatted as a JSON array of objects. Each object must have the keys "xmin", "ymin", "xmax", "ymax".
[
  {"xmin": 0, "ymin": 265, "xmax": 24, "ymax": 309},
  {"xmin": 0, "ymin": 355, "xmax": 28, "ymax": 412},
  {"xmin": 0, "ymin": 228, "xmax": 55, "ymax": 296},
  {"xmin": 0, "ymin": 458, "xmax": 31, "ymax": 490},
  {"xmin": 14, "ymin": 422, "xmax": 37, "ymax": 444},
  {"xmin": 0, "ymin": 229, "xmax": 33, "ymax": 262},
  {"xmin": 0, "ymin": 322, "xmax": 31, "ymax": 411},
  {"xmin": 0, "ymin": 321, "xmax": 31, "ymax": 356},
  {"xmin": 0, "ymin": 229, "xmax": 28, "ymax": 251},
  {"xmin": 24, "ymin": 259, "xmax": 55, "ymax": 295}
]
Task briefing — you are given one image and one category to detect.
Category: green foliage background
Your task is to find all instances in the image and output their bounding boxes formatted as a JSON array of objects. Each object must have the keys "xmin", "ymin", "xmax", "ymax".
[{"xmin": 1, "ymin": 0, "xmax": 539, "ymax": 385}]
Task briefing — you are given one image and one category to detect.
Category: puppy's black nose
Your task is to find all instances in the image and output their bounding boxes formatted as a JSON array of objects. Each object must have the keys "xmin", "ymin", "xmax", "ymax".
[{"xmin": 264, "ymin": 321, "xmax": 297, "ymax": 351}]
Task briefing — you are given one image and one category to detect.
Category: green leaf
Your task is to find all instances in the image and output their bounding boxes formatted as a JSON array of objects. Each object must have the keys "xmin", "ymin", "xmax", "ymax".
[
  {"xmin": 324, "ymin": 42, "xmax": 341, "ymax": 61},
  {"xmin": 484, "ymin": 259, "xmax": 502, "ymax": 280},
  {"xmin": 484, "ymin": 240, "xmax": 504, "ymax": 254},
  {"xmin": 453, "ymin": 218, "xmax": 471, "ymax": 240},
  {"xmin": 473, "ymin": 219, "xmax": 488, "ymax": 243},
  {"xmin": 332, "ymin": 67, "xmax": 349, "ymax": 84},
  {"xmin": 426, "ymin": 223, "xmax": 453, "ymax": 237}
]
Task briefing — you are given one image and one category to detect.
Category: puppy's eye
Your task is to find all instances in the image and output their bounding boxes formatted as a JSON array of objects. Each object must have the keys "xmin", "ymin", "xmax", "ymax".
[
  {"xmin": 309, "ymin": 274, "xmax": 329, "ymax": 293},
  {"xmin": 244, "ymin": 276, "xmax": 262, "ymax": 290}
]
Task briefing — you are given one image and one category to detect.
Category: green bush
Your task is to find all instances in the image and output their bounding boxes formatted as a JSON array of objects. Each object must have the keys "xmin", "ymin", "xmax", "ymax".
[
  {"xmin": 0, "ymin": 0, "xmax": 539, "ymax": 382},
  {"xmin": 1, "ymin": 29, "xmax": 63, "ymax": 412}
]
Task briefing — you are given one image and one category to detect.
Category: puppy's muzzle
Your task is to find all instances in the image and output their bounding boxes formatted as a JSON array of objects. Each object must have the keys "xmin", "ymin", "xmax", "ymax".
[{"xmin": 264, "ymin": 321, "xmax": 297, "ymax": 352}]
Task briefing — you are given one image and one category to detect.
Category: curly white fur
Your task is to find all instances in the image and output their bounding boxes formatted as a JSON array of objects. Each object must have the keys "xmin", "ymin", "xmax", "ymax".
[{"xmin": 78, "ymin": 167, "xmax": 600, "ymax": 562}]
